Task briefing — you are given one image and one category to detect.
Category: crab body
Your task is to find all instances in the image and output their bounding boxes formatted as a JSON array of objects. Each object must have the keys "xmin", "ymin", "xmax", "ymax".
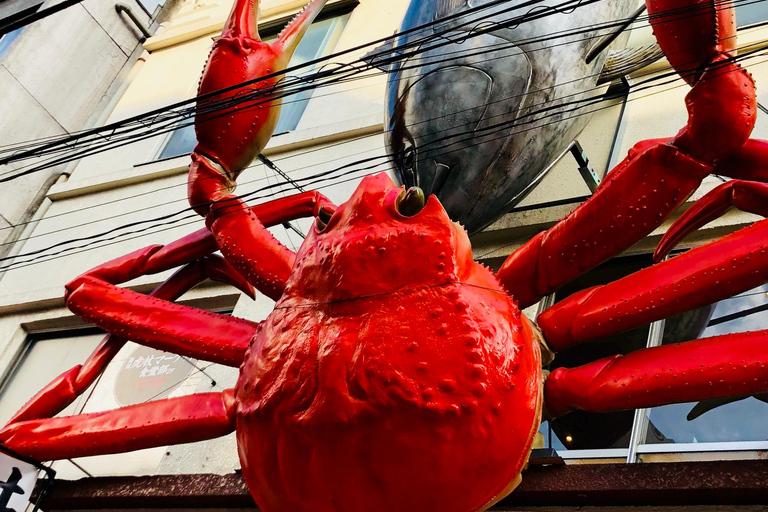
[{"xmin": 237, "ymin": 175, "xmax": 541, "ymax": 511}]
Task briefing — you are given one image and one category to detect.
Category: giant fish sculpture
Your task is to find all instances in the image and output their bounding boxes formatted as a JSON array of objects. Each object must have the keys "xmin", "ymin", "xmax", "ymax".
[{"xmin": 382, "ymin": 0, "xmax": 645, "ymax": 233}]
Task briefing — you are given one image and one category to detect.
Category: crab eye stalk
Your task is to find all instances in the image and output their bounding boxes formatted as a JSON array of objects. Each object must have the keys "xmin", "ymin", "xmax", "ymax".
[
  {"xmin": 396, "ymin": 186, "xmax": 425, "ymax": 217},
  {"xmin": 316, "ymin": 205, "xmax": 333, "ymax": 231}
]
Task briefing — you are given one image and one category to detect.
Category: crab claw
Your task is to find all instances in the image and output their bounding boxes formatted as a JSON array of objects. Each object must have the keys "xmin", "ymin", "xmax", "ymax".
[
  {"xmin": 189, "ymin": 0, "xmax": 329, "ymax": 214},
  {"xmin": 654, "ymin": 180, "xmax": 768, "ymax": 261}
]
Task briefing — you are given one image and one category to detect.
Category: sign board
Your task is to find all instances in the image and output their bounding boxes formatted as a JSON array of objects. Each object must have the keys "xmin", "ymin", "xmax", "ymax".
[
  {"xmin": 0, "ymin": 452, "xmax": 37, "ymax": 512},
  {"xmin": 114, "ymin": 346, "xmax": 195, "ymax": 406}
]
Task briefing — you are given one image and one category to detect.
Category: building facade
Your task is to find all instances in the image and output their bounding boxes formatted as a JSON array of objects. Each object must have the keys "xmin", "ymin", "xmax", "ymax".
[
  {"xmin": 0, "ymin": 0, "xmax": 161, "ymax": 257},
  {"xmin": 0, "ymin": 0, "xmax": 767, "ymax": 507}
]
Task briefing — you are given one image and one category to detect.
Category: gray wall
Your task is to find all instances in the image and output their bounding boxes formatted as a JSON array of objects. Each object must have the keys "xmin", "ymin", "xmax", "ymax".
[{"xmin": 0, "ymin": 0, "xmax": 152, "ymax": 253}]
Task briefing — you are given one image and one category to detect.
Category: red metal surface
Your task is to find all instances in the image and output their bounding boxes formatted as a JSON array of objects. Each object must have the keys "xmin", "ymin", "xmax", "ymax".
[
  {"xmin": 189, "ymin": 0, "xmax": 328, "ymax": 213},
  {"xmin": 235, "ymin": 173, "xmax": 541, "ymax": 512},
  {"xmin": 4, "ymin": 1, "xmax": 768, "ymax": 512},
  {"xmin": 655, "ymin": 180, "xmax": 768, "ymax": 259},
  {"xmin": 66, "ymin": 276, "xmax": 259, "ymax": 366},
  {"xmin": 537, "ymin": 217, "xmax": 768, "ymax": 351},
  {"xmin": 0, "ymin": 391, "xmax": 237, "ymax": 461},
  {"xmin": 545, "ymin": 330, "xmax": 768, "ymax": 417}
]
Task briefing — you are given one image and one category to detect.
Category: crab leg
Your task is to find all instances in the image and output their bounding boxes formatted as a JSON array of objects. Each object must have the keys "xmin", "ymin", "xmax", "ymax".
[
  {"xmin": 496, "ymin": 0, "xmax": 757, "ymax": 309},
  {"xmin": 8, "ymin": 255, "xmax": 249, "ymax": 425},
  {"xmin": 538, "ymin": 178, "xmax": 768, "ymax": 351},
  {"xmin": 654, "ymin": 180, "xmax": 768, "ymax": 258},
  {"xmin": 202, "ymin": 189, "xmax": 334, "ymax": 301},
  {"xmin": 75, "ymin": 191, "xmax": 333, "ymax": 292},
  {"xmin": 17, "ymin": 190, "xmax": 329, "ymax": 425},
  {"xmin": 544, "ymin": 330, "xmax": 768, "ymax": 418},
  {"xmin": 0, "ymin": 390, "xmax": 237, "ymax": 462},
  {"xmin": 66, "ymin": 277, "xmax": 259, "ymax": 366}
]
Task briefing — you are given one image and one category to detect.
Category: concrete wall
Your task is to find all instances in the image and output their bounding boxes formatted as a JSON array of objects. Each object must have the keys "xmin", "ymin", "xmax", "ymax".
[
  {"xmin": 0, "ymin": 0, "xmax": 152, "ymax": 252},
  {"xmin": 0, "ymin": 0, "xmax": 767, "ymax": 485}
]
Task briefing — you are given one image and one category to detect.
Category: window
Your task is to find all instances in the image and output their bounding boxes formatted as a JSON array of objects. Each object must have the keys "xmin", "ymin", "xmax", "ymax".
[
  {"xmin": 736, "ymin": 2, "xmax": 768, "ymax": 27},
  {"xmin": 0, "ymin": 27, "xmax": 22, "ymax": 58},
  {"xmin": 536, "ymin": 255, "xmax": 658, "ymax": 454},
  {"xmin": 157, "ymin": 10, "xmax": 350, "ymax": 160},
  {"xmin": 0, "ymin": 2, "xmax": 42, "ymax": 59},
  {"xmin": 641, "ymin": 284, "xmax": 768, "ymax": 447},
  {"xmin": 530, "ymin": 253, "xmax": 768, "ymax": 461},
  {"xmin": 0, "ymin": 331, "xmax": 103, "ymax": 426},
  {"xmin": 0, "ymin": 330, "xmax": 211, "ymax": 478}
]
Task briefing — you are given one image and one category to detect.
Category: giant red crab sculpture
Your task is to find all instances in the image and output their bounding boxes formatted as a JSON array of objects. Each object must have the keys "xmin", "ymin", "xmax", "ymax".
[{"xmin": 1, "ymin": 0, "xmax": 767, "ymax": 510}]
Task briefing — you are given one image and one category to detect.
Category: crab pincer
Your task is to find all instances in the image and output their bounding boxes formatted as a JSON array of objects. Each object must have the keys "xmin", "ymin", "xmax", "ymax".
[
  {"xmin": 187, "ymin": 0, "xmax": 338, "ymax": 300},
  {"xmin": 188, "ymin": 0, "xmax": 330, "ymax": 213}
]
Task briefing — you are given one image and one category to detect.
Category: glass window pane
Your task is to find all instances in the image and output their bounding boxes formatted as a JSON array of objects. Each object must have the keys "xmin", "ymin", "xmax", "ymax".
[
  {"xmin": 158, "ymin": 123, "xmax": 196, "ymax": 160},
  {"xmin": 156, "ymin": 12, "xmax": 349, "ymax": 160},
  {"xmin": 0, "ymin": 332, "xmax": 104, "ymax": 425},
  {"xmin": 0, "ymin": 27, "xmax": 23, "ymax": 58},
  {"xmin": 643, "ymin": 284, "xmax": 768, "ymax": 445},
  {"xmin": 0, "ymin": 332, "xmax": 214, "ymax": 478},
  {"xmin": 737, "ymin": 3, "xmax": 768, "ymax": 27},
  {"xmin": 274, "ymin": 14, "xmax": 349, "ymax": 133}
]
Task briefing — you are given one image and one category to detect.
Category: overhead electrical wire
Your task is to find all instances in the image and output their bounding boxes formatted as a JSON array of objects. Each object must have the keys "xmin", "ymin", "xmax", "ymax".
[
  {"xmin": 3, "ymin": 0, "xmax": 755, "ymax": 247},
  {"xmin": 3, "ymin": 13, "xmax": 762, "ymax": 257},
  {"xmin": 0, "ymin": 0, "xmax": 749, "ymax": 184},
  {"xmin": 0, "ymin": 0, "xmax": 607, "ymax": 182},
  {"xmin": 4, "ymin": 16, "xmax": 760, "ymax": 266},
  {"xmin": 0, "ymin": 0, "xmax": 567, "ymax": 164},
  {"xmin": 0, "ymin": 0, "xmax": 585, "ymax": 181},
  {"xmin": 0, "ymin": 0, "xmax": 86, "ymax": 36},
  {"xmin": 0, "ymin": 0, "xmax": 754, "ymax": 188},
  {"xmin": 4, "ymin": 45, "xmax": 767, "ymax": 273},
  {"xmin": 5, "ymin": 0, "xmax": 729, "ymax": 175},
  {"xmin": 0, "ymin": 0, "xmax": 765, "ymax": 270}
]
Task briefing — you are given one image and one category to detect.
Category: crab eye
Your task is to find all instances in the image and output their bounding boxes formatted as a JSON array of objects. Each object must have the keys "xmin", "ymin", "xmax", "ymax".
[
  {"xmin": 316, "ymin": 206, "xmax": 333, "ymax": 231},
  {"xmin": 396, "ymin": 186, "xmax": 425, "ymax": 217}
]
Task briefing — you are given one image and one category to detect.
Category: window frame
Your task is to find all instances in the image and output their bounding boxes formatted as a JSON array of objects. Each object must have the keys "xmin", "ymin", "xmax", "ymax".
[{"xmin": 532, "ymin": 251, "xmax": 768, "ymax": 462}]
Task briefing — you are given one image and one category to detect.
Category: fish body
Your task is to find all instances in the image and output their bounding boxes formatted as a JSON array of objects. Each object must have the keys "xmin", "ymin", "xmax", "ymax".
[{"xmin": 385, "ymin": 0, "xmax": 636, "ymax": 233}]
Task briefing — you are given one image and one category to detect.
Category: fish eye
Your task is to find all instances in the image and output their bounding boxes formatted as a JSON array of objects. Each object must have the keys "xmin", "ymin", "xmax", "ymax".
[{"xmin": 402, "ymin": 147, "xmax": 415, "ymax": 169}]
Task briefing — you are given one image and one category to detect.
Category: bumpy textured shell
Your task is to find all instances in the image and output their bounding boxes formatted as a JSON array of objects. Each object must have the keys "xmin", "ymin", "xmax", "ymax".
[
  {"xmin": 196, "ymin": 37, "xmax": 281, "ymax": 176},
  {"xmin": 234, "ymin": 174, "xmax": 541, "ymax": 512}
]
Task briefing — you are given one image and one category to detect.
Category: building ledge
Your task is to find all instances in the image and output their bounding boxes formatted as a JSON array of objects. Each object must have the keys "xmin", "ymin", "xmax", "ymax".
[
  {"xmin": 144, "ymin": 0, "xmax": 354, "ymax": 52},
  {"xmin": 35, "ymin": 460, "xmax": 768, "ymax": 510},
  {"xmin": 48, "ymin": 115, "xmax": 382, "ymax": 201}
]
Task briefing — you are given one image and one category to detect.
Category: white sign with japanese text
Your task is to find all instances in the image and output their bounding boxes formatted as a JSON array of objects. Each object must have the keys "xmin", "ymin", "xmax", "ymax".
[
  {"xmin": 114, "ymin": 345, "xmax": 196, "ymax": 406},
  {"xmin": 0, "ymin": 452, "xmax": 38, "ymax": 512}
]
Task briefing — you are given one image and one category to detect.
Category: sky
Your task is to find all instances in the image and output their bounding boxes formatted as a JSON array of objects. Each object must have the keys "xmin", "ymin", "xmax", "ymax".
[{"xmin": 139, "ymin": 0, "xmax": 164, "ymax": 13}]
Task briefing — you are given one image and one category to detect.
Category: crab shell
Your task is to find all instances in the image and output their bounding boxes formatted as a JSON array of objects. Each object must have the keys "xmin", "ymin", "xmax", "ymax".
[{"xmin": 235, "ymin": 174, "xmax": 542, "ymax": 512}]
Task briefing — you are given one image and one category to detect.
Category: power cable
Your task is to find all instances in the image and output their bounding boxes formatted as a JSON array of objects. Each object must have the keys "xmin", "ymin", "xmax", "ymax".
[
  {"xmin": 0, "ymin": 0, "xmax": 560, "ymax": 164},
  {"xmin": 3, "ymin": 50, "xmax": 763, "ymax": 273},
  {"xmin": 1, "ymin": 0, "xmax": 756, "ymax": 182},
  {"xmin": 3, "ymin": 2, "xmax": 754, "ymax": 245},
  {"xmin": 0, "ymin": 0, "xmax": 85, "ymax": 36},
  {"xmin": 1, "ymin": 3, "xmax": 765, "ymax": 267},
  {"xmin": 5, "ymin": 41, "xmax": 766, "ymax": 269},
  {"xmin": 0, "ymin": 0, "xmax": 746, "ymax": 184}
]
